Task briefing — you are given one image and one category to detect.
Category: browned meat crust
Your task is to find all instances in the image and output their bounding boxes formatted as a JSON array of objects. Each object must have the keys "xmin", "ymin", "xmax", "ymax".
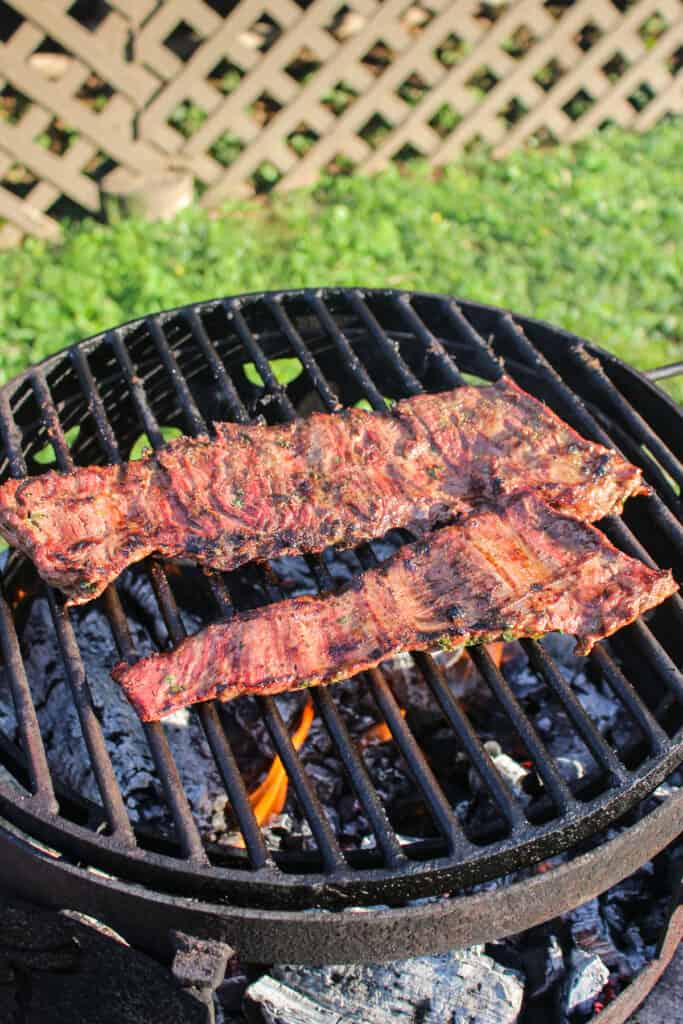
[
  {"xmin": 0, "ymin": 378, "xmax": 646, "ymax": 605},
  {"xmin": 112, "ymin": 494, "xmax": 676, "ymax": 721}
]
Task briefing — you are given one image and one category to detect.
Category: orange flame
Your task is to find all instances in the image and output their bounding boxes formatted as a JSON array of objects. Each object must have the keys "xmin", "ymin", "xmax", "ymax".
[
  {"xmin": 247, "ymin": 696, "xmax": 314, "ymax": 827},
  {"xmin": 360, "ymin": 708, "xmax": 407, "ymax": 746},
  {"xmin": 359, "ymin": 642, "xmax": 508, "ymax": 747}
]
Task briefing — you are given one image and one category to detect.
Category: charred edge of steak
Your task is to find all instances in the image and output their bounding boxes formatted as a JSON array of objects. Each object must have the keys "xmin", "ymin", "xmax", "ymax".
[
  {"xmin": 111, "ymin": 493, "xmax": 676, "ymax": 721},
  {"xmin": 0, "ymin": 378, "xmax": 646, "ymax": 606}
]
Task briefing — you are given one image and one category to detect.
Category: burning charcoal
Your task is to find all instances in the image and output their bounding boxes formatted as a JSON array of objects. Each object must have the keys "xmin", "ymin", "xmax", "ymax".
[
  {"xmin": 0, "ymin": 596, "xmax": 230, "ymax": 839},
  {"xmin": 565, "ymin": 898, "xmax": 623, "ymax": 970},
  {"xmin": 245, "ymin": 948, "xmax": 525, "ymax": 1023},
  {"xmin": 562, "ymin": 949, "xmax": 609, "ymax": 1017},
  {"xmin": 490, "ymin": 930, "xmax": 565, "ymax": 1001}
]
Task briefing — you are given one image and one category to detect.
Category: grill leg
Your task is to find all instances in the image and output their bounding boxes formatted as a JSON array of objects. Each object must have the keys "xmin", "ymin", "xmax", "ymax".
[{"xmin": 170, "ymin": 930, "xmax": 233, "ymax": 1024}]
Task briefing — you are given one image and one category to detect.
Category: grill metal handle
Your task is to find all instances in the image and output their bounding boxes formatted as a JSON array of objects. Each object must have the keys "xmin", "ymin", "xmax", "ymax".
[{"xmin": 645, "ymin": 361, "xmax": 683, "ymax": 382}]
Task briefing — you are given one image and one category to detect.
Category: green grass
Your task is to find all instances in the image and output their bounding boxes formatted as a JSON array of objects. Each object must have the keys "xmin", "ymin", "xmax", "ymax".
[{"xmin": 0, "ymin": 121, "xmax": 681, "ymax": 401}]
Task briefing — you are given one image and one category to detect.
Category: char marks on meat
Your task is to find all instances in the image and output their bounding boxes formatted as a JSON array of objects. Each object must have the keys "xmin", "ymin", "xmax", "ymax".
[
  {"xmin": 112, "ymin": 494, "xmax": 676, "ymax": 721},
  {"xmin": 0, "ymin": 378, "xmax": 646, "ymax": 604}
]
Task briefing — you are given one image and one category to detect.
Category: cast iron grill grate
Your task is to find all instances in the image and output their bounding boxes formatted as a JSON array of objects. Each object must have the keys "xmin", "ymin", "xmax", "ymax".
[{"xmin": 0, "ymin": 288, "xmax": 681, "ymax": 913}]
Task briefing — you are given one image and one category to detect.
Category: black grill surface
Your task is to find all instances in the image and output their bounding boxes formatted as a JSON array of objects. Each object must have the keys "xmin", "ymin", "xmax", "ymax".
[{"xmin": 0, "ymin": 288, "xmax": 681, "ymax": 915}]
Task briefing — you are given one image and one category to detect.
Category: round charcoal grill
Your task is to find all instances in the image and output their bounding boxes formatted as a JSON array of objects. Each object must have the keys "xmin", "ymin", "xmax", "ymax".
[{"xmin": 0, "ymin": 288, "xmax": 681, "ymax": 965}]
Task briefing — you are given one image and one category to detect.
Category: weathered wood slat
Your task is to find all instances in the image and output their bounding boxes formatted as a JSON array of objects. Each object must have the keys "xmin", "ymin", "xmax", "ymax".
[{"xmin": 0, "ymin": 0, "xmax": 679, "ymax": 244}]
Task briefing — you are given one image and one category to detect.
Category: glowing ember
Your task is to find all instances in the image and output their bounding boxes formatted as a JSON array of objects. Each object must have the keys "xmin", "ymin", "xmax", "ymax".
[
  {"xmin": 361, "ymin": 643, "xmax": 508, "ymax": 746},
  {"xmin": 360, "ymin": 708, "xmax": 407, "ymax": 746},
  {"xmin": 246, "ymin": 697, "xmax": 314, "ymax": 827}
]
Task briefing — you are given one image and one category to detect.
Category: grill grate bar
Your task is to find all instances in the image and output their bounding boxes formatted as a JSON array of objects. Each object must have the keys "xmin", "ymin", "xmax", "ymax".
[
  {"xmin": 146, "ymin": 315, "xmax": 348, "ymax": 870},
  {"xmin": 305, "ymin": 293, "xmax": 388, "ymax": 413},
  {"xmin": 522, "ymin": 640, "xmax": 627, "ymax": 782},
  {"xmin": 147, "ymin": 561, "xmax": 270, "ymax": 868},
  {"xmin": 0, "ymin": 583, "xmax": 57, "ymax": 810},
  {"xmin": 258, "ymin": 695, "xmax": 347, "ymax": 872},
  {"xmin": 552, "ymin": 339, "xmax": 683, "ymax": 495},
  {"xmin": 191, "ymin": 308, "xmax": 415, "ymax": 866},
  {"xmin": 312, "ymin": 687, "xmax": 407, "ymax": 866},
  {"xmin": 148, "ymin": 318, "xmax": 206, "ymax": 436},
  {"xmin": 347, "ymin": 291, "xmax": 423, "ymax": 397},
  {"xmin": 225, "ymin": 299, "xmax": 297, "ymax": 420},
  {"xmin": 413, "ymin": 652, "xmax": 527, "ymax": 831},
  {"xmin": 366, "ymin": 667, "xmax": 469, "ymax": 854},
  {"xmin": 625, "ymin": 620, "xmax": 683, "ymax": 705},
  {"xmin": 185, "ymin": 308, "xmax": 249, "ymax": 424},
  {"xmin": 65, "ymin": 344, "xmax": 212, "ymax": 860},
  {"xmin": 344, "ymin": 292, "xmax": 591, "ymax": 830},
  {"xmin": 70, "ymin": 347, "xmax": 121, "ymax": 461},
  {"xmin": 99, "ymin": 585, "xmax": 208, "ymax": 863},
  {"xmin": 392, "ymin": 295, "xmax": 464, "ymax": 388},
  {"xmin": 265, "ymin": 296, "xmax": 342, "ymax": 412},
  {"xmin": 0, "ymin": 395, "xmax": 56, "ymax": 809},
  {"xmin": 24, "ymin": 369, "xmax": 135, "ymax": 844},
  {"xmin": 602, "ymin": 414, "xmax": 681, "ymax": 510},
  {"xmin": 492, "ymin": 314, "xmax": 683, "ymax": 587},
  {"xmin": 436, "ymin": 299, "xmax": 504, "ymax": 380},
  {"xmin": 469, "ymin": 647, "xmax": 576, "ymax": 815},
  {"xmin": 589, "ymin": 645, "xmax": 669, "ymax": 753},
  {"xmin": 107, "ymin": 327, "xmax": 270, "ymax": 863}
]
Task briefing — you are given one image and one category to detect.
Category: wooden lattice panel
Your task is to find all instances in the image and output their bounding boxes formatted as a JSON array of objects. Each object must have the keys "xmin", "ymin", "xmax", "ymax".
[{"xmin": 0, "ymin": 0, "xmax": 681, "ymax": 245}]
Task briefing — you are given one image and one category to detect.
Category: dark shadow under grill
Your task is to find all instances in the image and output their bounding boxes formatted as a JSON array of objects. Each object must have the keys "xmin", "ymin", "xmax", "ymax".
[{"xmin": 0, "ymin": 288, "xmax": 680, "ymax": 939}]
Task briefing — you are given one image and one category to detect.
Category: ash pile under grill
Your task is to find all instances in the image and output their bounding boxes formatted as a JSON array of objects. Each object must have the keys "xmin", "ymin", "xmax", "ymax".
[
  {"xmin": 0, "ymin": 548, "xmax": 680, "ymax": 1023},
  {"xmin": 231, "ymin": 821, "xmax": 681, "ymax": 1024}
]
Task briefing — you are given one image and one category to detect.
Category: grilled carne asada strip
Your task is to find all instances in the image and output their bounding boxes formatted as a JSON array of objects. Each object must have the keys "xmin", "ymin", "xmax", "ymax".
[
  {"xmin": 112, "ymin": 494, "xmax": 676, "ymax": 721},
  {"xmin": 0, "ymin": 379, "xmax": 645, "ymax": 605}
]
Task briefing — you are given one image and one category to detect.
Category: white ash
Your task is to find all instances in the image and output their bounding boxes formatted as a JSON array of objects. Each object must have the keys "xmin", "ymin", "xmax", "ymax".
[
  {"xmin": 246, "ymin": 948, "xmax": 525, "ymax": 1024},
  {"xmin": 563, "ymin": 949, "xmax": 610, "ymax": 1017}
]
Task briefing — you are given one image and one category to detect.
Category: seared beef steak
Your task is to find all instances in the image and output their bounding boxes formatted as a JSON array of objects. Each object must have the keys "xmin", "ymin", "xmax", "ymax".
[
  {"xmin": 112, "ymin": 494, "xmax": 676, "ymax": 720},
  {"xmin": 0, "ymin": 378, "xmax": 645, "ymax": 605}
]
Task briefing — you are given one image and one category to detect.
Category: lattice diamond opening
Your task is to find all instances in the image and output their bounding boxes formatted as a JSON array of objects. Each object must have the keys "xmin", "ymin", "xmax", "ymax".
[
  {"xmin": 397, "ymin": 72, "xmax": 430, "ymax": 107},
  {"xmin": 499, "ymin": 97, "xmax": 530, "ymax": 127},
  {"xmin": 163, "ymin": 21, "xmax": 204, "ymax": 61},
  {"xmin": 321, "ymin": 81, "xmax": 359, "ymax": 117},
  {"xmin": 167, "ymin": 100, "xmax": 209, "ymax": 140},
  {"xmin": 209, "ymin": 60, "xmax": 245, "ymax": 96},
  {"xmin": 251, "ymin": 160, "xmax": 282, "ymax": 193},
  {"xmin": 534, "ymin": 59, "xmax": 565, "ymax": 92},
  {"xmin": 639, "ymin": 11, "xmax": 671, "ymax": 45},
  {"xmin": 429, "ymin": 103, "xmax": 462, "ymax": 138},
  {"xmin": 435, "ymin": 33, "xmax": 467, "ymax": 67},
  {"xmin": 246, "ymin": 12, "xmax": 282, "ymax": 53},
  {"xmin": 287, "ymin": 124, "xmax": 320, "ymax": 158},
  {"xmin": 467, "ymin": 65, "xmax": 500, "ymax": 95},
  {"xmin": 576, "ymin": 21, "xmax": 604, "ymax": 52},
  {"xmin": 249, "ymin": 92, "xmax": 283, "ymax": 128},
  {"xmin": 603, "ymin": 52, "xmax": 631, "ymax": 83},
  {"xmin": 502, "ymin": 25, "xmax": 538, "ymax": 60},
  {"xmin": 628, "ymin": 82, "xmax": 656, "ymax": 112},
  {"xmin": 359, "ymin": 113, "xmax": 393, "ymax": 150},
  {"xmin": 0, "ymin": 85, "xmax": 30, "ymax": 124},
  {"xmin": 361, "ymin": 39, "xmax": 395, "ymax": 77},
  {"xmin": 563, "ymin": 89, "xmax": 595, "ymax": 121},
  {"xmin": 285, "ymin": 47, "xmax": 323, "ymax": 85}
]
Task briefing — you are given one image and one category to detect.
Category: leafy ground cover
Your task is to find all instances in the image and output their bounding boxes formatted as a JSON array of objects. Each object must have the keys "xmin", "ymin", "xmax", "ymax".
[{"xmin": 0, "ymin": 120, "xmax": 680, "ymax": 400}]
